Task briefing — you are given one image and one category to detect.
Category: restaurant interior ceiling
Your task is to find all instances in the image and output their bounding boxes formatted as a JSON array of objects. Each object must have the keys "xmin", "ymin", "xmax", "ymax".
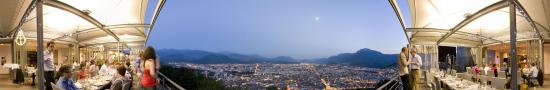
[
  {"xmin": 407, "ymin": 0, "xmax": 550, "ymax": 47},
  {"xmin": 0, "ymin": 0, "xmax": 150, "ymax": 48}
]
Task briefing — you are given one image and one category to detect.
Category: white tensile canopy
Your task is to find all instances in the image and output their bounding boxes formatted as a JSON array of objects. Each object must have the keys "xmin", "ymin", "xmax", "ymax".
[
  {"xmin": 0, "ymin": 0, "xmax": 175, "ymax": 89},
  {"xmin": 0, "ymin": 0, "xmax": 150, "ymax": 48},
  {"xmin": 398, "ymin": 0, "xmax": 549, "ymax": 89},
  {"xmin": 406, "ymin": 0, "xmax": 550, "ymax": 47}
]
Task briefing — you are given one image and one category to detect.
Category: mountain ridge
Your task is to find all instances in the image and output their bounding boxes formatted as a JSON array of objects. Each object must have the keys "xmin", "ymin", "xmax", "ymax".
[{"xmin": 157, "ymin": 48, "xmax": 398, "ymax": 68}]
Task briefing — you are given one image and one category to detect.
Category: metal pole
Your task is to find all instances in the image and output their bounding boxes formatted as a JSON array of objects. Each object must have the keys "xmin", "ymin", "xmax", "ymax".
[
  {"xmin": 509, "ymin": 1, "xmax": 518, "ymax": 89},
  {"xmin": 144, "ymin": 0, "xmax": 166, "ymax": 46},
  {"xmin": 75, "ymin": 43, "xmax": 80, "ymax": 63},
  {"xmin": 11, "ymin": 40, "xmax": 15, "ymax": 67},
  {"xmin": 36, "ymin": 0, "xmax": 45, "ymax": 90},
  {"xmin": 387, "ymin": 0, "xmax": 411, "ymax": 44},
  {"xmin": 540, "ymin": 39, "xmax": 544, "ymax": 73}
]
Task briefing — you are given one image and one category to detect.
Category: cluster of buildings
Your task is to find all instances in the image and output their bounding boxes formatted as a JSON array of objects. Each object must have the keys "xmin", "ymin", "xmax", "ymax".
[{"xmin": 169, "ymin": 63, "xmax": 397, "ymax": 89}]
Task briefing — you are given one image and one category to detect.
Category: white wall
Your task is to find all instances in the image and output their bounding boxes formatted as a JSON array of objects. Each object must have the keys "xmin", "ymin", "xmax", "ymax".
[
  {"xmin": 0, "ymin": 45, "xmax": 12, "ymax": 74},
  {"xmin": 544, "ymin": 45, "xmax": 550, "ymax": 74},
  {"xmin": 57, "ymin": 48, "xmax": 71, "ymax": 65}
]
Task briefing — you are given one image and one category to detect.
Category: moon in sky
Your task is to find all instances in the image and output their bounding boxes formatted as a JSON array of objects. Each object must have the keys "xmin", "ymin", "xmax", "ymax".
[{"xmin": 315, "ymin": 16, "xmax": 320, "ymax": 21}]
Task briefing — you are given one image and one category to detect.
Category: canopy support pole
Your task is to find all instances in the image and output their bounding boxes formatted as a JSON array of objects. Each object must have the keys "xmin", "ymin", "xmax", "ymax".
[
  {"xmin": 10, "ymin": 0, "xmax": 37, "ymax": 38},
  {"xmin": 144, "ymin": 0, "xmax": 166, "ymax": 46},
  {"xmin": 406, "ymin": 28, "xmax": 504, "ymax": 44},
  {"xmin": 540, "ymin": 39, "xmax": 544, "ymax": 73},
  {"xmin": 75, "ymin": 42, "xmax": 80, "ymax": 63},
  {"xmin": 510, "ymin": 0, "xmax": 543, "ymax": 40},
  {"xmin": 36, "ymin": 0, "xmax": 45, "ymax": 90},
  {"xmin": 388, "ymin": 0, "xmax": 411, "ymax": 44},
  {"xmin": 509, "ymin": 1, "xmax": 518, "ymax": 89}
]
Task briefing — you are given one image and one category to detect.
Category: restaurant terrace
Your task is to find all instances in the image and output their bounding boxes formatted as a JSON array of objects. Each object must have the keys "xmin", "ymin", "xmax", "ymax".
[
  {"xmin": 0, "ymin": 0, "xmax": 183, "ymax": 90},
  {"xmin": 378, "ymin": 0, "xmax": 550, "ymax": 90}
]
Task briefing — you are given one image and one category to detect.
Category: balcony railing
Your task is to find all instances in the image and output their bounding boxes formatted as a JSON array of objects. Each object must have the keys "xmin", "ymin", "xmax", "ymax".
[
  {"xmin": 376, "ymin": 64, "xmax": 401, "ymax": 90},
  {"xmin": 376, "ymin": 74, "xmax": 402, "ymax": 90},
  {"xmin": 156, "ymin": 71, "xmax": 186, "ymax": 90}
]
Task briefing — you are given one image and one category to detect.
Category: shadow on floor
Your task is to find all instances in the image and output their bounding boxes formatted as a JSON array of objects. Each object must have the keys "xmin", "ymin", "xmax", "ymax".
[{"xmin": 0, "ymin": 74, "xmax": 36, "ymax": 90}]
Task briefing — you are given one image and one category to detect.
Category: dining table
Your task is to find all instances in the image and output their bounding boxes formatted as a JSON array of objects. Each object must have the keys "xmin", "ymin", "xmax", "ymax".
[
  {"xmin": 433, "ymin": 71, "xmax": 498, "ymax": 90},
  {"xmin": 75, "ymin": 75, "xmax": 112, "ymax": 90}
]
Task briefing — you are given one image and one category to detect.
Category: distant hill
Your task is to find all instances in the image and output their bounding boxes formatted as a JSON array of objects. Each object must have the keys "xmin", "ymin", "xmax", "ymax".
[
  {"xmin": 316, "ymin": 48, "xmax": 398, "ymax": 68},
  {"xmin": 157, "ymin": 49, "xmax": 300, "ymax": 64},
  {"xmin": 157, "ymin": 48, "xmax": 398, "ymax": 68}
]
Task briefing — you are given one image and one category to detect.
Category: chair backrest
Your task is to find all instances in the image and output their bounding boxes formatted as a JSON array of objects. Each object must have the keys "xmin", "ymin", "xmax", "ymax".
[
  {"xmin": 464, "ymin": 74, "xmax": 472, "ymax": 81},
  {"xmin": 479, "ymin": 75, "xmax": 487, "ymax": 83},
  {"xmin": 487, "ymin": 70, "xmax": 495, "ymax": 77},
  {"xmin": 486, "ymin": 76, "xmax": 495, "ymax": 86},
  {"xmin": 492, "ymin": 77, "xmax": 507, "ymax": 90},
  {"xmin": 122, "ymin": 79, "xmax": 132, "ymax": 90},
  {"xmin": 480, "ymin": 70, "xmax": 487, "ymax": 75},
  {"xmin": 517, "ymin": 71, "xmax": 523, "ymax": 84},
  {"xmin": 451, "ymin": 70, "xmax": 457, "ymax": 75},
  {"xmin": 51, "ymin": 82, "xmax": 64, "ymax": 90},
  {"xmin": 466, "ymin": 67, "xmax": 472, "ymax": 74},
  {"xmin": 456, "ymin": 73, "xmax": 465, "ymax": 79},
  {"xmin": 425, "ymin": 72, "xmax": 433, "ymax": 84},
  {"xmin": 498, "ymin": 71, "xmax": 506, "ymax": 78}
]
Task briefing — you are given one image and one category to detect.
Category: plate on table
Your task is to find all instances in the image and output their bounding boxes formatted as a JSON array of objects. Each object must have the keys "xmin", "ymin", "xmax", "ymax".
[{"xmin": 455, "ymin": 84, "xmax": 466, "ymax": 89}]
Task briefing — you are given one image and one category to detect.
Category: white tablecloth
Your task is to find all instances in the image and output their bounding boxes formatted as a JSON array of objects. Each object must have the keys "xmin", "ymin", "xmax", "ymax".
[
  {"xmin": 2, "ymin": 63, "xmax": 19, "ymax": 69},
  {"xmin": 27, "ymin": 67, "xmax": 36, "ymax": 74},
  {"xmin": 76, "ymin": 75, "xmax": 112, "ymax": 90},
  {"xmin": 434, "ymin": 72, "xmax": 497, "ymax": 90}
]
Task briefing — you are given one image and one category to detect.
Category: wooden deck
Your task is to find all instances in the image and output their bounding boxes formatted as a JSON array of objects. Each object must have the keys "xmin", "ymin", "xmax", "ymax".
[{"xmin": 0, "ymin": 74, "xmax": 36, "ymax": 90}]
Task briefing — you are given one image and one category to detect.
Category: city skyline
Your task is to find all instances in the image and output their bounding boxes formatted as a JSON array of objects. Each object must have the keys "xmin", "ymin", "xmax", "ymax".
[{"xmin": 145, "ymin": 0, "xmax": 411, "ymax": 59}]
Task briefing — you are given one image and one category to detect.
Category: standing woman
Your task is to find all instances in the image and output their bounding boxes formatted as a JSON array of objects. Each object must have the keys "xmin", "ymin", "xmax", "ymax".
[{"xmin": 141, "ymin": 46, "xmax": 158, "ymax": 90}]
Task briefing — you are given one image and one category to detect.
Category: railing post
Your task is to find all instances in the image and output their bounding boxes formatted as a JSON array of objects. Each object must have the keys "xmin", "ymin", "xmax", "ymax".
[{"xmin": 157, "ymin": 71, "xmax": 186, "ymax": 90}]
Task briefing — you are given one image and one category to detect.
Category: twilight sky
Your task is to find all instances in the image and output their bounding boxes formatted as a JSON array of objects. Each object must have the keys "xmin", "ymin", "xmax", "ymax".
[{"xmin": 145, "ymin": 0, "xmax": 411, "ymax": 59}]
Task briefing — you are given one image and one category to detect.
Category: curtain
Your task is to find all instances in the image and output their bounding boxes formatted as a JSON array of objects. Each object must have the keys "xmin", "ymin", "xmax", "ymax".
[
  {"xmin": 487, "ymin": 50, "xmax": 496, "ymax": 65},
  {"xmin": 456, "ymin": 47, "xmax": 473, "ymax": 72}
]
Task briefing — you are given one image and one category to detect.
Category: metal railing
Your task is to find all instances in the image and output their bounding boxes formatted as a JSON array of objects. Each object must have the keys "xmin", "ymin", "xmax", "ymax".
[
  {"xmin": 376, "ymin": 74, "xmax": 402, "ymax": 90},
  {"xmin": 157, "ymin": 71, "xmax": 186, "ymax": 90},
  {"xmin": 376, "ymin": 64, "xmax": 402, "ymax": 90}
]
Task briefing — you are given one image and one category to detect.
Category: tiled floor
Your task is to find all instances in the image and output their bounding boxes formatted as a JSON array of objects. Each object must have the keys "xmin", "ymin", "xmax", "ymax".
[
  {"xmin": 0, "ymin": 74, "xmax": 36, "ymax": 90},
  {"xmin": 531, "ymin": 74, "xmax": 550, "ymax": 90}
]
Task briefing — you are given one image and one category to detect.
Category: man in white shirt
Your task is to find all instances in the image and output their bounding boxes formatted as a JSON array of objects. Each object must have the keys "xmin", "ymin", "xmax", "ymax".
[
  {"xmin": 99, "ymin": 63, "xmax": 111, "ymax": 76},
  {"xmin": 44, "ymin": 42, "xmax": 56, "ymax": 90},
  {"xmin": 527, "ymin": 63, "xmax": 539, "ymax": 86},
  {"xmin": 530, "ymin": 64, "xmax": 539, "ymax": 78},
  {"xmin": 409, "ymin": 49, "xmax": 422, "ymax": 90}
]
